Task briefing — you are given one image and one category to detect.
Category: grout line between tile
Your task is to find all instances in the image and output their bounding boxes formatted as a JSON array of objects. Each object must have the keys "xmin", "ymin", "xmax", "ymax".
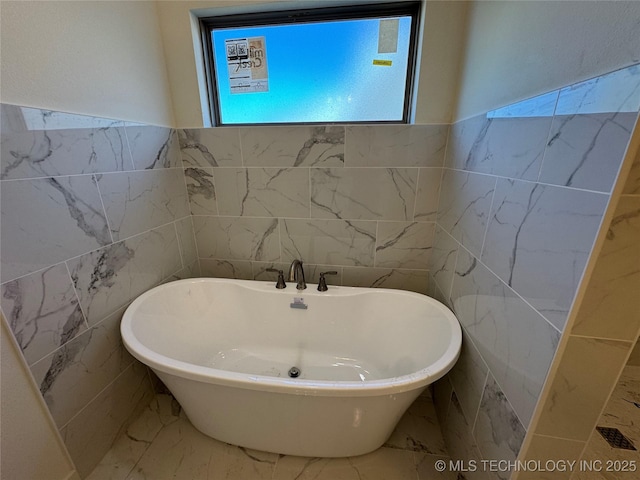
[
  {"xmin": 444, "ymin": 166, "xmax": 611, "ymax": 196},
  {"xmin": 173, "ymin": 221, "xmax": 186, "ymax": 270},
  {"xmin": 535, "ymin": 90, "xmax": 561, "ymax": 184},
  {"xmin": 479, "ymin": 176, "xmax": 498, "ymax": 258},
  {"xmin": 93, "ymin": 174, "xmax": 116, "ymax": 245},
  {"xmin": 59, "ymin": 361, "xmax": 138, "ymax": 431},
  {"xmin": 471, "ymin": 370, "xmax": 490, "ymax": 438},
  {"xmin": 64, "ymin": 261, "xmax": 91, "ymax": 332}
]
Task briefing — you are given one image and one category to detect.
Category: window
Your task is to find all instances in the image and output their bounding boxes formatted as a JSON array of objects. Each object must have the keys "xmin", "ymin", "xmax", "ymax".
[{"xmin": 200, "ymin": 2, "xmax": 421, "ymax": 125}]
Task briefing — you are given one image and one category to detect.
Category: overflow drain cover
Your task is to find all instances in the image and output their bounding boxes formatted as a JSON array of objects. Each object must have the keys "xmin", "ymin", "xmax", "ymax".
[{"xmin": 288, "ymin": 367, "xmax": 301, "ymax": 378}]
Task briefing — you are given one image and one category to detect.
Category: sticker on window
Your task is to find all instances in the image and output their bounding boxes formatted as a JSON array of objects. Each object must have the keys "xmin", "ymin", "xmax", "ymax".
[{"xmin": 225, "ymin": 37, "xmax": 269, "ymax": 94}]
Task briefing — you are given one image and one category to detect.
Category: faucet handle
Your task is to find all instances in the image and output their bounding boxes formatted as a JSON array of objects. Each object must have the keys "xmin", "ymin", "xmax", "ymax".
[
  {"xmin": 317, "ymin": 271, "xmax": 338, "ymax": 292},
  {"xmin": 265, "ymin": 268, "xmax": 286, "ymax": 289}
]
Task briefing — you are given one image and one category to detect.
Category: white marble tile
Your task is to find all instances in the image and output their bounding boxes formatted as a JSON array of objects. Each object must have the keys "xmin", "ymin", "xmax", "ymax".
[
  {"xmin": 555, "ymin": 63, "xmax": 640, "ymax": 116},
  {"xmin": 538, "ymin": 112, "xmax": 637, "ymax": 192},
  {"xmin": 184, "ymin": 167, "xmax": 217, "ymax": 215},
  {"xmin": 487, "ymin": 91, "xmax": 559, "ymax": 118},
  {"xmin": 448, "ymin": 329, "xmax": 489, "ymax": 428},
  {"xmin": 1, "ymin": 175, "xmax": 111, "ymax": 283},
  {"xmin": 415, "ymin": 454, "xmax": 458, "ymax": 480},
  {"xmin": 85, "ymin": 431, "xmax": 149, "ymax": 480},
  {"xmin": 175, "ymin": 216, "xmax": 197, "ymax": 268},
  {"xmin": 375, "ymin": 221, "xmax": 435, "ymax": 269},
  {"xmin": 1, "ymin": 104, "xmax": 122, "ymax": 131},
  {"xmin": 572, "ymin": 195, "xmax": 640, "ymax": 340},
  {"xmin": 575, "ymin": 364, "xmax": 640, "ymax": 480},
  {"xmin": 437, "ymin": 169, "xmax": 496, "ymax": 258},
  {"xmin": 251, "ymin": 261, "xmax": 291, "ymax": 283},
  {"xmin": 1, "ymin": 105, "xmax": 132, "ymax": 179},
  {"xmin": 428, "ymin": 273, "xmax": 453, "ymax": 310},
  {"xmin": 342, "ymin": 267, "xmax": 428, "ymax": 294},
  {"xmin": 97, "ymin": 169, "xmax": 190, "ymax": 241},
  {"xmin": 427, "ymin": 225, "xmax": 459, "ymax": 298},
  {"xmin": 127, "ymin": 416, "xmax": 278, "ymax": 480},
  {"xmin": 442, "ymin": 393, "xmax": 497, "ymax": 480},
  {"xmin": 628, "ymin": 340, "xmax": 640, "ymax": 366},
  {"xmin": 273, "ymin": 448, "xmax": 417, "ymax": 480},
  {"xmin": 518, "ymin": 435, "xmax": 586, "ymax": 480},
  {"xmin": 426, "ymin": 272, "xmax": 437, "ymax": 299},
  {"xmin": 216, "ymin": 167, "xmax": 310, "ymax": 217},
  {"xmin": 298, "ymin": 264, "xmax": 343, "ymax": 286},
  {"xmin": 345, "ymin": 125, "xmax": 448, "ymax": 167},
  {"xmin": 167, "ymin": 260, "xmax": 201, "ymax": 281},
  {"xmin": 1, "ymin": 263, "xmax": 87, "ymax": 366},
  {"xmin": 199, "ymin": 258, "xmax": 253, "ymax": 280},
  {"xmin": 414, "ymin": 168, "xmax": 443, "ymax": 221},
  {"xmin": 85, "ymin": 395, "xmax": 181, "ymax": 480},
  {"xmin": 451, "ymin": 248, "xmax": 561, "ymax": 427},
  {"xmin": 575, "ymin": 438, "xmax": 639, "ymax": 480},
  {"xmin": 126, "ymin": 126, "xmax": 181, "ymax": 170},
  {"xmin": 623, "ymin": 149, "xmax": 640, "ymax": 195},
  {"xmin": 536, "ymin": 336, "xmax": 632, "ymax": 441},
  {"xmin": 193, "ymin": 216, "xmax": 280, "ymax": 262},
  {"xmin": 281, "ymin": 219, "xmax": 376, "ymax": 267},
  {"xmin": 445, "ymin": 114, "xmax": 550, "ymax": 181},
  {"xmin": 474, "ymin": 375, "xmax": 526, "ymax": 479},
  {"xmin": 68, "ymin": 223, "xmax": 182, "ymax": 325},
  {"xmin": 385, "ymin": 396, "xmax": 448, "ymax": 455},
  {"xmin": 432, "ymin": 376, "xmax": 452, "ymax": 429},
  {"xmin": 89, "ymin": 392, "xmax": 451, "ymax": 480},
  {"xmin": 30, "ymin": 305, "xmax": 135, "ymax": 428},
  {"xmin": 241, "ymin": 126, "xmax": 344, "ymax": 167},
  {"xmin": 63, "ymin": 362, "xmax": 154, "ymax": 478},
  {"xmin": 311, "ymin": 168, "xmax": 417, "ymax": 221},
  {"xmin": 178, "ymin": 128, "xmax": 241, "ymax": 167},
  {"xmin": 481, "ymin": 179, "xmax": 609, "ymax": 330}
]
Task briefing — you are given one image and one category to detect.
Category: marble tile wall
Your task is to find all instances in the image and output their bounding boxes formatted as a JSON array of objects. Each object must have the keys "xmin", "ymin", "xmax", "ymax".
[
  {"xmin": 0, "ymin": 103, "xmax": 197, "ymax": 476},
  {"xmin": 430, "ymin": 64, "xmax": 640, "ymax": 480},
  {"xmin": 180, "ymin": 124, "xmax": 449, "ymax": 294},
  {"xmin": 517, "ymin": 90, "xmax": 640, "ymax": 480},
  {"xmin": 2, "ymin": 63, "xmax": 637, "ymax": 480}
]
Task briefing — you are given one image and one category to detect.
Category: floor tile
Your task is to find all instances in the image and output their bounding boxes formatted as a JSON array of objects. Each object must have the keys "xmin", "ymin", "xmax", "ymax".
[
  {"xmin": 272, "ymin": 448, "xmax": 417, "ymax": 480},
  {"xmin": 385, "ymin": 396, "xmax": 448, "ymax": 455},
  {"xmin": 88, "ymin": 393, "xmax": 453, "ymax": 480}
]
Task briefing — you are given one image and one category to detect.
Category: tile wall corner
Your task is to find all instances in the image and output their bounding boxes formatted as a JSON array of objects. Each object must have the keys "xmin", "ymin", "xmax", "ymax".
[
  {"xmin": 436, "ymin": 63, "xmax": 640, "ymax": 480},
  {"xmin": 0, "ymin": 103, "xmax": 197, "ymax": 476}
]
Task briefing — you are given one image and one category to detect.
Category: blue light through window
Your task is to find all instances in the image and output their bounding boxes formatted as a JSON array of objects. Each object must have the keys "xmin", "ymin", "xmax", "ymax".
[{"xmin": 202, "ymin": 3, "xmax": 419, "ymax": 125}]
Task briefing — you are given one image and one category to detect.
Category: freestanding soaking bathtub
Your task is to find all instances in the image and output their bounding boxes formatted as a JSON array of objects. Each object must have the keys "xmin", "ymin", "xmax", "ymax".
[{"xmin": 121, "ymin": 278, "xmax": 461, "ymax": 457}]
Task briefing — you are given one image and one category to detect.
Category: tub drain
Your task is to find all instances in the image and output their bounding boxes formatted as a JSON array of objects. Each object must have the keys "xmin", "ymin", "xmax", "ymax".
[{"xmin": 288, "ymin": 366, "xmax": 301, "ymax": 378}]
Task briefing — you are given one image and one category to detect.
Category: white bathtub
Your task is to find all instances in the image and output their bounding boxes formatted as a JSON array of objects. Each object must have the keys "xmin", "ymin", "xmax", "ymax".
[{"xmin": 121, "ymin": 278, "xmax": 461, "ymax": 457}]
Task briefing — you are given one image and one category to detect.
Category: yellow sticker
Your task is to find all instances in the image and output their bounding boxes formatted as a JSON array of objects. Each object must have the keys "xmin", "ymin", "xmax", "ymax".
[{"xmin": 373, "ymin": 59, "xmax": 392, "ymax": 66}]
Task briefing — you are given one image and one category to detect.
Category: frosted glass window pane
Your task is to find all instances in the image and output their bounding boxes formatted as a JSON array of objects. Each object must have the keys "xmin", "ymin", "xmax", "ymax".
[{"xmin": 208, "ymin": 14, "xmax": 414, "ymax": 124}]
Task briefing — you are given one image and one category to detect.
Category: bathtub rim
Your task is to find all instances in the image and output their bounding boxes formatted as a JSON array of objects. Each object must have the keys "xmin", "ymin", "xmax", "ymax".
[{"xmin": 121, "ymin": 277, "xmax": 462, "ymax": 397}]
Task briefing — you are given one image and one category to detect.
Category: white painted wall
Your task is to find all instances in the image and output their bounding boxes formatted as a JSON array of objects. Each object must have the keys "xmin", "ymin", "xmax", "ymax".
[
  {"xmin": 0, "ymin": 0, "xmax": 175, "ymax": 126},
  {"xmin": 157, "ymin": 0, "xmax": 468, "ymax": 126},
  {"xmin": 454, "ymin": 0, "xmax": 640, "ymax": 121},
  {"xmin": 0, "ymin": 317, "xmax": 80, "ymax": 480},
  {"xmin": 3, "ymin": 1, "xmax": 638, "ymax": 127}
]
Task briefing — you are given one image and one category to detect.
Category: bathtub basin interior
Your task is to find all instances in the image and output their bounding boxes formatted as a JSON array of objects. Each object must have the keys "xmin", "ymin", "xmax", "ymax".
[
  {"xmin": 125, "ymin": 279, "xmax": 459, "ymax": 389},
  {"xmin": 121, "ymin": 278, "xmax": 462, "ymax": 456}
]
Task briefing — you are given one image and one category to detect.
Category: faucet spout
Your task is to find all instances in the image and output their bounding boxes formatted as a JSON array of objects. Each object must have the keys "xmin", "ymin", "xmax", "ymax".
[{"xmin": 288, "ymin": 259, "xmax": 307, "ymax": 290}]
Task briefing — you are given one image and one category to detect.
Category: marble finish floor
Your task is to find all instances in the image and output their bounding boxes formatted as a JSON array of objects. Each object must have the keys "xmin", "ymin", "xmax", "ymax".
[
  {"xmin": 86, "ymin": 392, "xmax": 455, "ymax": 480},
  {"xmin": 576, "ymin": 364, "xmax": 640, "ymax": 480}
]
